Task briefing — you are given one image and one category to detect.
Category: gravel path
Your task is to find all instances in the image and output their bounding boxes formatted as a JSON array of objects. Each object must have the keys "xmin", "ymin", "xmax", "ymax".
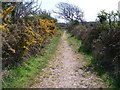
[{"xmin": 31, "ymin": 31, "xmax": 106, "ymax": 88}]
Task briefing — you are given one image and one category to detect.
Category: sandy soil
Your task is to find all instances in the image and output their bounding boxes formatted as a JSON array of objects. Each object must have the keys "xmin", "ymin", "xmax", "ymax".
[{"xmin": 31, "ymin": 31, "xmax": 106, "ymax": 88}]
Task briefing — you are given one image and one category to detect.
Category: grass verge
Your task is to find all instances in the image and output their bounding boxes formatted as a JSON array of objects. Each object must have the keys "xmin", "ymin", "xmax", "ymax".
[
  {"xmin": 67, "ymin": 32, "xmax": 119, "ymax": 88},
  {"xmin": 67, "ymin": 33, "xmax": 92, "ymax": 65},
  {"xmin": 2, "ymin": 30, "xmax": 63, "ymax": 88}
]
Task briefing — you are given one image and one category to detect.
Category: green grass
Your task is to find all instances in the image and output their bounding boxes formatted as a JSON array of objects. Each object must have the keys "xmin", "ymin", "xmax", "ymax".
[
  {"xmin": 67, "ymin": 33, "xmax": 92, "ymax": 65},
  {"xmin": 67, "ymin": 32, "xmax": 119, "ymax": 88},
  {"xmin": 2, "ymin": 30, "xmax": 63, "ymax": 88}
]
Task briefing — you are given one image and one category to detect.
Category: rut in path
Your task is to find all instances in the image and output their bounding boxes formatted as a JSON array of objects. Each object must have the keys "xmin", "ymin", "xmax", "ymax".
[{"xmin": 31, "ymin": 31, "xmax": 106, "ymax": 88}]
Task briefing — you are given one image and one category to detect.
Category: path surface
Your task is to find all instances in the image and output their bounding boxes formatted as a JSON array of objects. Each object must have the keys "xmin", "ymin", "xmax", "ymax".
[{"xmin": 31, "ymin": 31, "xmax": 106, "ymax": 88}]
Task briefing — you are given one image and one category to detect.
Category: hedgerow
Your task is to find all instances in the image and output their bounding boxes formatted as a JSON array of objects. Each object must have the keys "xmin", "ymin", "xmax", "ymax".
[
  {"xmin": 1, "ymin": 5, "xmax": 57, "ymax": 68},
  {"xmin": 67, "ymin": 10, "xmax": 120, "ymax": 86}
]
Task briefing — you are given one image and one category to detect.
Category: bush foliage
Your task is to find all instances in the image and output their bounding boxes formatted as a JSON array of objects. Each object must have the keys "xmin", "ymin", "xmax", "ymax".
[{"xmin": 1, "ymin": 3, "xmax": 57, "ymax": 68}]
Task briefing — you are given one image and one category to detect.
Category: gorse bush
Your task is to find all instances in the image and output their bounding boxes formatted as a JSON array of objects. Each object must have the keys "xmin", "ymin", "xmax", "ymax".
[{"xmin": 1, "ymin": 4, "xmax": 57, "ymax": 68}]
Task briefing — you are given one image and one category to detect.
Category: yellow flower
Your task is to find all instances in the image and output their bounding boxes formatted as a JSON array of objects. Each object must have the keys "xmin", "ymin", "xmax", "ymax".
[
  {"xmin": 3, "ymin": 6, "xmax": 15, "ymax": 16},
  {"xmin": 31, "ymin": 41, "xmax": 36, "ymax": 45},
  {"xmin": 9, "ymin": 48, "xmax": 16, "ymax": 53},
  {"xmin": 23, "ymin": 46, "xmax": 29, "ymax": 51},
  {"xmin": 46, "ymin": 29, "xmax": 52, "ymax": 33},
  {"xmin": 0, "ymin": 24, "xmax": 9, "ymax": 32}
]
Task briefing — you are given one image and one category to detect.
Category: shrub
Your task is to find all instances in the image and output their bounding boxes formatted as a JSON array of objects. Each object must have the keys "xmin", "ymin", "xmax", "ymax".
[
  {"xmin": 93, "ymin": 29, "xmax": 120, "ymax": 79},
  {"xmin": 1, "ymin": 6, "xmax": 58, "ymax": 68}
]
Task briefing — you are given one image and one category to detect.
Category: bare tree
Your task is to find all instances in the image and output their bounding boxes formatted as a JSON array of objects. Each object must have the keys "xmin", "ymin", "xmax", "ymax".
[
  {"xmin": 55, "ymin": 2, "xmax": 84, "ymax": 22},
  {"xmin": 9, "ymin": 0, "xmax": 42, "ymax": 22},
  {"xmin": 18, "ymin": 0, "xmax": 42, "ymax": 16}
]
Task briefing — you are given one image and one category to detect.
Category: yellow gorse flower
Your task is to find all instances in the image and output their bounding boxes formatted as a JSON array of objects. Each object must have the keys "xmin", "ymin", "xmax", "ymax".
[
  {"xmin": 3, "ymin": 6, "xmax": 15, "ymax": 16},
  {"xmin": 0, "ymin": 23, "xmax": 9, "ymax": 32},
  {"xmin": 8, "ymin": 48, "xmax": 16, "ymax": 53}
]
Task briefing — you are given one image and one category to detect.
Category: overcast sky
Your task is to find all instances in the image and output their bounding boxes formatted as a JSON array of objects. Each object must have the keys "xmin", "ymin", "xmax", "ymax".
[{"xmin": 38, "ymin": 0, "xmax": 120, "ymax": 22}]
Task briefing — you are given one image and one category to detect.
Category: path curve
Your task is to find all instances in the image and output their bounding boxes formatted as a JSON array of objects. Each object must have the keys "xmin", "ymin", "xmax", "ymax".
[{"xmin": 31, "ymin": 31, "xmax": 106, "ymax": 88}]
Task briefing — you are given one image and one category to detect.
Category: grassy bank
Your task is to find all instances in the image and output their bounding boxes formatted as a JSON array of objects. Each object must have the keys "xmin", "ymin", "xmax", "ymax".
[
  {"xmin": 67, "ymin": 32, "xmax": 118, "ymax": 88},
  {"xmin": 2, "ymin": 30, "xmax": 63, "ymax": 88}
]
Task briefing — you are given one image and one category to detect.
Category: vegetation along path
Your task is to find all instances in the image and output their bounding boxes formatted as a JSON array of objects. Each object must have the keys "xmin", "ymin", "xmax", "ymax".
[{"xmin": 31, "ymin": 31, "xmax": 106, "ymax": 88}]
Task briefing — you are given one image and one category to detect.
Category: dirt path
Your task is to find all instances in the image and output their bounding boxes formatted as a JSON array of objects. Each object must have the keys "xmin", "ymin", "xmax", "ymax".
[{"xmin": 31, "ymin": 31, "xmax": 106, "ymax": 88}]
